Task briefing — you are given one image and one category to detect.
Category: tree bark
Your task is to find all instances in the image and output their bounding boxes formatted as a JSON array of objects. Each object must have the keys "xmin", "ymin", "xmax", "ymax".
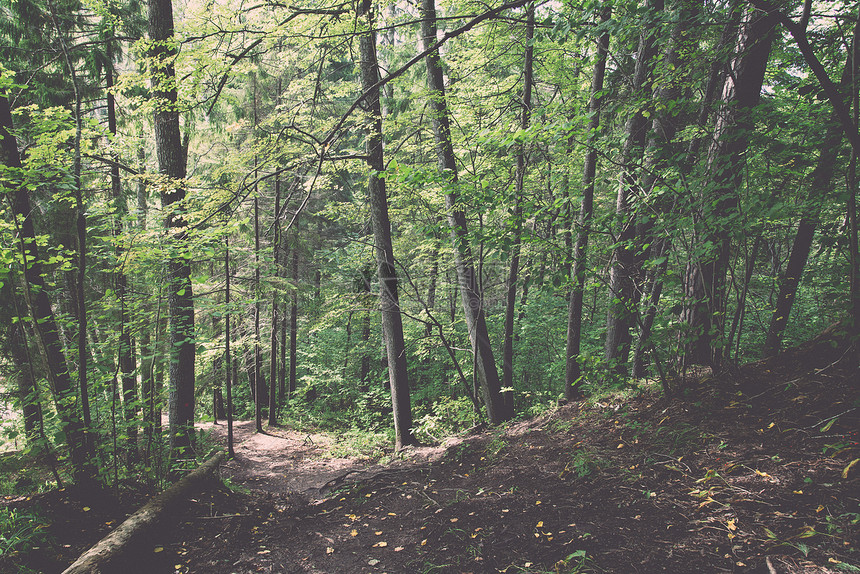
[
  {"xmin": 421, "ymin": 0, "xmax": 511, "ymax": 423},
  {"xmin": 6, "ymin": 286, "xmax": 42, "ymax": 444},
  {"xmin": 1, "ymin": 92, "xmax": 93, "ymax": 483},
  {"xmin": 137, "ymin": 143, "xmax": 158, "ymax": 465},
  {"xmin": 684, "ymin": 5, "xmax": 778, "ymax": 370},
  {"xmin": 225, "ymin": 237, "xmax": 235, "ymax": 459},
  {"xmin": 107, "ymin": 53, "xmax": 139, "ymax": 463},
  {"xmin": 254, "ymin": 196, "xmax": 264, "ymax": 433},
  {"xmin": 565, "ymin": 7, "xmax": 611, "ymax": 400},
  {"xmin": 764, "ymin": 13, "xmax": 860, "ymax": 355},
  {"xmin": 501, "ymin": 2, "xmax": 534, "ymax": 415},
  {"xmin": 604, "ymin": 0, "xmax": 665, "ymax": 372},
  {"xmin": 149, "ymin": 0, "xmax": 195, "ymax": 454},
  {"xmin": 268, "ymin": 176, "xmax": 281, "ymax": 426},
  {"xmin": 289, "ymin": 235, "xmax": 299, "ymax": 397},
  {"xmin": 632, "ymin": 2, "xmax": 741, "ymax": 379},
  {"xmin": 61, "ymin": 451, "xmax": 225, "ymax": 574},
  {"xmin": 359, "ymin": 0, "xmax": 416, "ymax": 449}
]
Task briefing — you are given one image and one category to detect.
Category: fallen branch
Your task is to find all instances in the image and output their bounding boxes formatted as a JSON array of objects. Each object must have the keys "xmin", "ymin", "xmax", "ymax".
[{"xmin": 62, "ymin": 451, "xmax": 226, "ymax": 574}]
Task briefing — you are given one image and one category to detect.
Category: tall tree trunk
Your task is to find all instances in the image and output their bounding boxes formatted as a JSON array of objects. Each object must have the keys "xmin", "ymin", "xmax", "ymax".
[
  {"xmin": 1, "ymin": 93, "xmax": 93, "ymax": 483},
  {"xmin": 137, "ymin": 143, "xmax": 158, "ymax": 465},
  {"xmin": 763, "ymin": 117, "xmax": 845, "ymax": 354},
  {"xmin": 49, "ymin": 0, "xmax": 96, "ymax": 464},
  {"xmin": 684, "ymin": 6, "xmax": 778, "ymax": 370},
  {"xmin": 420, "ymin": 0, "xmax": 511, "ymax": 424},
  {"xmin": 107, "ymin": 51, "xmax": 139, "ymax": 463},
  {"xmin": 148, "ymin": 0, "xmax": 195, "ymax": 454},
  {"xmin": 623, "ymin": 0, "xmax": 699, "ymax": 378},
  {"xmin": 565, "ymin": 7, "xmax": 611, "ymax": 400},
  {"xmin": 225, "ymin": 237, "xmax": 235, "ymax": 458},
  {"xmin": 254, "ymin": 195, "xmax": 264, "ymax": 432},
  {"xmin": 604, "ymin": 0, "xmax": 665, "ymax": 372},
  {"xmin": 289, "ymin": 240, "xmax": 299, "ymax": 397},
  {"xmin": 764, "ymin": 15, "xmax": 860, "ymax": 355},
  {"xmin": 849, "ymin": 83, "xmax": 860, "ymax": 354},
  {"xmin": 7, "ymin": 286, "xmax": 42, "ymax": 444},
  {"xmin": 359, "ymin": 0, "xmax": 416, "ymax": 449},
  {"xmin": 632, "ymin": 2, "xmax": 741, "ymax": 379},
  {"xmin": 268, "ymin": 176, "xmax": 281, "ymax": 426},
  {"xmin": 501, "ymin": 2, "xmax": 534, "ymax": 414},
  {"xmin": 279, "ymin": 300, "xmax": 287, "ymax": 402}
]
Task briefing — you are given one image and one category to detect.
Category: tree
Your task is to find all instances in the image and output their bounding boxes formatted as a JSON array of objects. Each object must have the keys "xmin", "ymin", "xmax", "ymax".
[
  {"xmin": 501, "ymin": 2, "xmax": 535, "ymax": 414},
  {"xmin": 763, "ymin": 7, "xmax": 860, "ymax": 355},
  {"xmin": 565, "ymin": 6, "xmax": 611, "ymax": 400},
  {"xmin": 604, "ymin": 0, "xmax": 665, "ymax": 373},
  {"xmin": 420, "ymin": 0, "xmax": 511, "ymax": 424},
  {"xmin": 1, "ymin": 89, "xmax": 94, "ymax": 483},
  {"xmin": 358, "ymin": 0, "xmax": 416, "ymax": 449},
  {"xmin": 148, "ymin": 0, "xmax": 195, "ymax": 455},
  {"xmin": 683, "ymin": 5, "xmax": 778, "ymax": 370}
]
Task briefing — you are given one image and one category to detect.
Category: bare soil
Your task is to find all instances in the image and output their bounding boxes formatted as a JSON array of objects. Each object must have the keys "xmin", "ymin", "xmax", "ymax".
[{"xmin": 2, "ymin": 330, "xmax": 858, "ymax": 573}]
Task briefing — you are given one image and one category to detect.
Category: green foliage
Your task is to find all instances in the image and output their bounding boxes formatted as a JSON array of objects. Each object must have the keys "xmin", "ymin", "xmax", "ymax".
[
  {"xmin": 326, "ymin": 429, "xmax": 391, "ymax": 461},
  {"xmin": 0, "ymin": 507, "xmax": 52, "ymax": 557},
  {"xmin": 414, "ymin": 396, "xmax": 479, "ymax": 444},
  {"xmin": 566, "ymin": 448, "xmax": 606, "ymax": 479}
]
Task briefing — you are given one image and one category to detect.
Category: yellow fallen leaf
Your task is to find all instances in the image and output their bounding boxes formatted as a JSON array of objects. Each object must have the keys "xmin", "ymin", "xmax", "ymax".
[
  {"xmin": 450, "ymin": 518, "xmax": 458, "ymax": 523},
  {"xmin": 350, "ymin": 529, "xmax": 358, "ymax": 537},
  {"xmin": 326, "ymin": 547, "xmax": 334, "ymax": 554},
  {"xmin": 816, "ymin": 505, "xmax": 824, "ymax": 513},
  {"xmin": 617, "ymin": 443, "xmax": 624, "ymax": 449},
  {"xmin": 727, "ymin": 519, "xmax": 737, "ymax": 531},
  {"xmin": 535, "ymin": 500, "xmax": 542, "ymax": 505},
  {"xmin": 754, "ymin": 469, "xmax": 770, "ymax": 478},
  {"xmin": 536, "ymin": 521, "xmax": 544, "ymax": 528},
  {"xmin": 394, "ymin": 546, "xmax": 404, "ymax": 552},
  {"xmin": 154, "ymin": 547, "xmax": 164, "ymax": 553},
  {"xmin": 793, "ymin": 490, "xmax": 803, "ymax": 495},
  {"xmin": 83, "ymin": 507, "xmax": 91, "ymax": 512},
  {"xmin": 421, "ymin": 539, "xmax": 427, "ymax": 546},
  {"xmin": 372, "ymin": 541, "xmax": 388, "ymax": 548},
  {"xmin": 375, "ymin": 531, "xmax": 382, "ymax": 535}
]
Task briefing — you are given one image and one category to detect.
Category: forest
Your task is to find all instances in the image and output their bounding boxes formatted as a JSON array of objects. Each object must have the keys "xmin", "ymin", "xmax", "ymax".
[{"xmin": 1, "ymin": 0, "xmax": 859, "ymax": 571}]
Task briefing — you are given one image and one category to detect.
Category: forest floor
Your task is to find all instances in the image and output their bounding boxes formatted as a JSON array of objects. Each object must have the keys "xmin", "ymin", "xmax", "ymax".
[{"xmin": 2, "ymin": 328, "xmax": 859, "ymax": 574}]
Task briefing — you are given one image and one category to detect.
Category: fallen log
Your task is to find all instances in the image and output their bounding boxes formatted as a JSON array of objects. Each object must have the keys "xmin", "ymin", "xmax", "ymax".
[{"xmin": 62, "ymin": 450, "xmax": 226, "ymax": 574}]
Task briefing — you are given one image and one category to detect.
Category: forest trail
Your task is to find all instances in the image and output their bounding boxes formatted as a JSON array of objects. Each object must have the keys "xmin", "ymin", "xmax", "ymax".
[{"xmin": 199, "ymin": 419, "xmax": 459, "ymax": 500}]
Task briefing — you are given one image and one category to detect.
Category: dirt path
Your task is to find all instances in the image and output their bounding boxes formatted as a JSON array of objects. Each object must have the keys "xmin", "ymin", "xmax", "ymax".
[{"xmin": 201, "ymin": 421, "xmax": 455, "ymax": 500}]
